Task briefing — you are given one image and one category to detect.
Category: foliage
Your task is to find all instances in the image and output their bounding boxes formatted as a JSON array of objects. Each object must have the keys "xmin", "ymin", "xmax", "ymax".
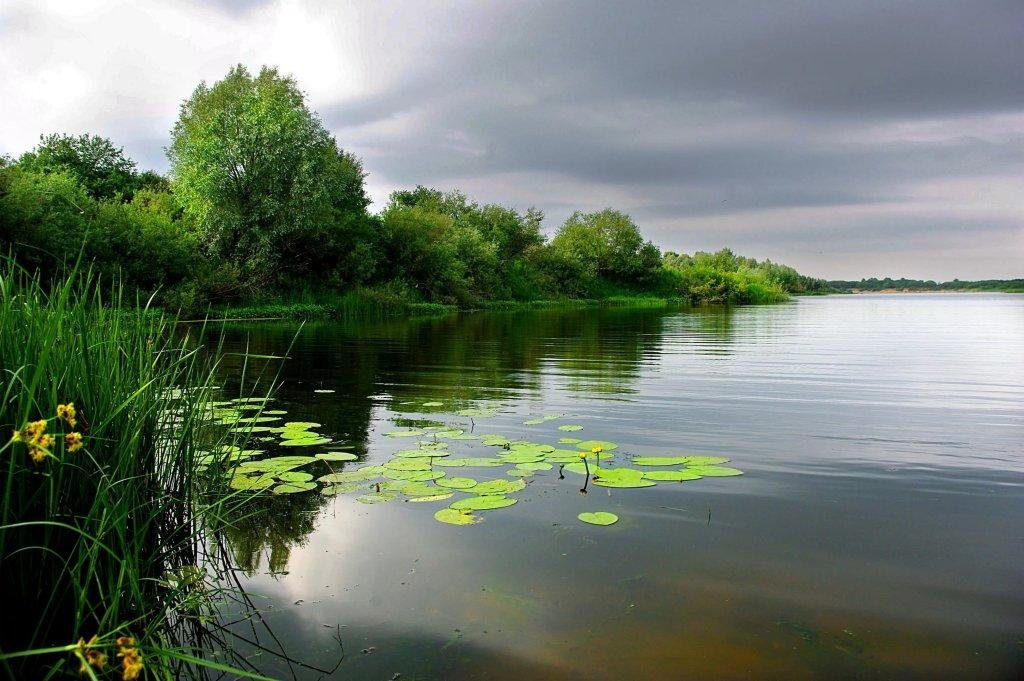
[
  {"xmin": 828, "ymin": 276, "xmax": 1024, "ymax": 293},
  {"xmin": 0, "ymin": 260, "xmax": 264, "ymax": 679},
  {"xmin": 168, "ymin": 64, "xmax": 377, "ymax": 289},
  {"xmin": 16, "ymin": 133, "xmax": 142, "ymax": 200}
]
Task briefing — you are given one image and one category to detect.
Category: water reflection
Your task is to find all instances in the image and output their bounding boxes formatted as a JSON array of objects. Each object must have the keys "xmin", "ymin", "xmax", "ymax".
[{"xmin": 207, "ymin": 296, "xmax": 1024, "ymax": 679}]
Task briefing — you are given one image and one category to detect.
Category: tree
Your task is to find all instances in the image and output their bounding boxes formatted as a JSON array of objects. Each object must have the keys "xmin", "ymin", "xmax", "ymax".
[
  {"xmin": 168, "ymin": 64, "xmax": 375, "ymax": 286},
  {"xmin": 548, "ymin": 209, "xmax": 661, "ymax": 287},
  {"xmin": 17, "ymin": 133, "xmax": 138, "ymax": 200}
]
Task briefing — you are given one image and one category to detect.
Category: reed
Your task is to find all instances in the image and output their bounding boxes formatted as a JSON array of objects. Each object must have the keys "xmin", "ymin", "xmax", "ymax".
[{"xmin": 0, "ymin": 259, "xmax": 270, "ymax": 680}]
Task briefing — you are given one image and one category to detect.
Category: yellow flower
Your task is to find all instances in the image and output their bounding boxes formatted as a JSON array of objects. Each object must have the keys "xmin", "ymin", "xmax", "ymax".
[
  {"xmin": 29, "ymin": 448, "xmax": 47, "ymax": 464},
  {"xmin": 10, "ymin": 429, "xmax": 22, "ymax": 443},
  {"xmin": 38, "ymin": 434, "xmax": 55, "ymax": 449},
  {"xmin": 591, "ymin": 445, "xmax": 603, "ymax": 454},
  {"xmin": 76, "ymin": 635, "xmax": 106, "ymax": 673},
  {"xmin": 24, "ymin": 419, "xmax": 47, "ymax": 442},
  {"xmin": 65, "ymin": 432, "xmax": 83, "ymax": 452},
  {"xmin": 116, "ymin": 639, "xmax": 143, "ymax": 681},
  {"xmin": 578, "ymin": 451, "xmax": 587, "ymax": 459},
  {"xmin": 57, "ymin": 403, "xmax": 77, "ymax": 428}
]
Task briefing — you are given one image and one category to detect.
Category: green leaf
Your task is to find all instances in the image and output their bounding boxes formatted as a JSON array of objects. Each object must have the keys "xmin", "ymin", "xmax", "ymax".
[
  {"xmin": 558, "ymin": 424, "xmax": 584, "ymax": 432},
  {"xmin": 315, "ymin": 451, "xmax": 358, "ymax": 461},
  {"xmin": 578, "ymin": 512, "xmax": 619, "ymax": 526},
  {"xmin": 450, "ymin": 496, "xmax": 517, "ymax": 511},
  {"xmin": 685, "ymin": 465, "xmax": 743, "ymax": 476},
  {"xmin": 434, "ymin": 508, "xmax": 481, "ymax": 525},
  {"xmin": 272, "ymin": 481, "xmax": 316, "ymax": 494},
  {"xmin": 574, "ymin": 440, "xmax": 619, "ymax": 451},
  {"xmin": 641, "ymin": 469, "xmax": 703, "ymax": 481},
  {"xmin": 435, "ymin": 476, "xmax": 478, "ymax": 490},
  {"xmin": 357, "ymin": 491, "xmax": 397, "ymax": 504}
]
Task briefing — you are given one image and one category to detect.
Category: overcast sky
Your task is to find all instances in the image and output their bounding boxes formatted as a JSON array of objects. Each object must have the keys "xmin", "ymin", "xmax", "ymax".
[{"xmin": 2, "ymin": 0, "xmax": 1022, "ymax": 279}]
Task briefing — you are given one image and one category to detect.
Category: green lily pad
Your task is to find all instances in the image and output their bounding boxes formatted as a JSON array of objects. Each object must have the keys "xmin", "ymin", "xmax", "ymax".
[
  {"xmin": 561, "ymin": 462, "xmax": 589, "ymax": 475},
  {"xmin": 516, "ymin": 462, "xmax": 553, "ymax": 471},
  {"xmin": 575, "ymin": 440, "xmax": 619, "ymax": 451},
  {"xmin": 434, "ymin": 457, "xmax": 505, "ymax": 467},
  {"xmin": 383, "ymin": 429, "xmax": 426, "ymax": 438},
  {"xmin": 409, "ymin": 493, "xmax": 453, "ymax": 502},
  {"xmin": 228, "ymin": 425, "xmax": 279, "ymax": 434},
  {"xmin": 393, "ymin": 448, "xmax": 450, "ymax": 458},
  {"xmin": 357, "ymin": 492, "xmax": 397, "ymax": 504},
  {"xmin": 448, "ymin": 433, "xmax": 481, "ymax": 440},
  {"xmin": 506, "ymin": 467, "xmax": 536, "ymax": 477},
  {"xmin": 641, "ymin": 469, "xmax": 704, "ymax": 481},
  {"xmin": 473, "ymin": 478, "xmax": 527, "ymax": 495},
  {"xmin": 435, "ymin": 477, "xmax": 478, "ymax": 490},
  {"xmin": 383, "ymin": 469, "xmax": 445, "ymax": 482},
  {"xmin": 683, "ymin": 456, "xmax": 731, "ymax": 466},
  {"xmin": 591, "ymin": 467, "xmax": 656, "ymax": 488},
  {"xmin": 686, "ymin": 465, "xmax": 743, "ymax": 477},
  {"xmin": 433, "ymin": 429, "xmax": 465, "ymax": 437},
  {"xmin": 578, "ymin": 512, "xmax": 619, "ymax": 526},
  {"xmin": 558, "ymin": 424, "xmax": 584, "ymax": 432},
  {"xmin": 632, "ymin": 456, "xmax": 689, "ymax": 466},
  {"xmin": 277, "ymin": 471, "xmax": 314, "ymax": 482},
  {"xmin": 384, "ymin": 459, "xmax": 432, "ymax": 471},
  {"xmin": 434, "ymin": 508, "xmax": 481, "ymax": 525},
  {"xmin": 281, "ymin": 437, "xmax": 332, "ymax": 447},
  {"xmin": 229, "ymin": 475, "xmax": 275, "ymax": 491},
  {"xmin": 558, "ymin": 437, "xmax": 583, "ymax": 444},
  {"xmin": 283, "ymin": 422, "xmax": 321, "ymax": 429},
  {"xmin": 318, "ymin": 466, "xmax": 385, "ymax": 483},
  {"xmin": 320, "ymin": 482, "xmax": 362, "ymax": 495},
  {"xmin": 315, "ymin": 451, "xmax": 358, "ymax": 461},
  {"xmin": 450, "ymin": 495, "xmax": 518, "ymax": 511},
  {"xmin": 498, "ymin": 451, "xmax": 546, "ymax": 464},
  {"xmin": 481, "ymin": 435, "xmax": 511, "ymax": 446},
  {"xmin": 273, "ymin": 481, "xmax": 316, "ymax": 494}
]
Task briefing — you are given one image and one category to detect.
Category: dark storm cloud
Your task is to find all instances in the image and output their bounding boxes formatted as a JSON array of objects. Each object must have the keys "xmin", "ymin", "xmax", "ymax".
[{"xmin": 2, "ymin": 0, "xmax": 1020, "ymax": 278}]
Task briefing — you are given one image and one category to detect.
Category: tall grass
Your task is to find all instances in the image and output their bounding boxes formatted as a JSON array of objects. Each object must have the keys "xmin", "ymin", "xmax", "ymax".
[{"xmin": 0, "ymin": 260, "xmax": 270, "ymax": 680}]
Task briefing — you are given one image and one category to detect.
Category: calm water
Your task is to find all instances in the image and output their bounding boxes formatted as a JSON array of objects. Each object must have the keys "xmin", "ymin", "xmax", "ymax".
[{"xmin": 215, "ymin": 294, "xmax": 1024, "ymax": 680}]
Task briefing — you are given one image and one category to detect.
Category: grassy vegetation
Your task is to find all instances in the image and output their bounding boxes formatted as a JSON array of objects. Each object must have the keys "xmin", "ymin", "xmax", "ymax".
[{"xmin": 0, "ymin": 260, "xmax": 268, "ymax": 680}]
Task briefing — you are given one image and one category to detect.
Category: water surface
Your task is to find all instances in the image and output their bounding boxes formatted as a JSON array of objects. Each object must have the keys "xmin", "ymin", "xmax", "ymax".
[{"xmin": 216, "ymin": 294, "xmax": 1024, "ymax": 679}]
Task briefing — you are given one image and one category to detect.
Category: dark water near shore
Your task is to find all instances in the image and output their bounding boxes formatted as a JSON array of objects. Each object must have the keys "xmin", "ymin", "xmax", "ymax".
[{"xmin": 216, "ymin": 294, "xmax": 1024, "ymax": 680}]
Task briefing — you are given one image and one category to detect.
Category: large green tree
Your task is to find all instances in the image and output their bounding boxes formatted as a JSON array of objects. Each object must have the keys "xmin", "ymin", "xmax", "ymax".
[
  {"xmin": 547, "ymin": 209, "xmax": 661, "ymax": 291},
  {"xmin": 168, "ymin": 64, "xmax": 376, "ymax": 287}
]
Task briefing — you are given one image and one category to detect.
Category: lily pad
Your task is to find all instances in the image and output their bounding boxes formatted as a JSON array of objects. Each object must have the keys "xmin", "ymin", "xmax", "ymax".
[
  {"xmin": 422, "ymin": 401, "xmax": 444, "ymax": 407},
  {"xmin": 280, "ymin": 437, "xmax": 332, "ymax": 447},
  {"xmin": 450, "ymin": 495, "xmax": 518, "ymax": 511},
  {"xmin": 558, "ymin": 424, "xmax": 584, "ymax": 432},
  {"xmin": 320, "ymin": 482, "xmax": 362, "ymax": 495},
  {"xmin": 591, "ymin": 467, "xmax": 656, "ymax": 488},
  {"xmin": 434, "ymin": 508, "xmax": 481, "ymax": 525},
  {"xmin": 435, "ymin": 477, "xmax": 478, "ymax": 490},
  {"xmin": 318, "ymin": 466, "xmax": 385, "ymax": 483},
  {"xmin": 229, "ymin": 475, "xmax": 275, "ymax": 491},
  {"xmin": 506, "ymin": 467, "xmax": 536, "ymax": 477},
  {"xmin": 558, "ymin": 437, "xmax": 583, "ymax": 444},
  {"xmin": 357, "ymin": 492, "xmax": 397, "ymax": 504},
  {"xmin": 473, "ymin": 478, "xmax": 527, "ymax": 495},
  {"xmin": 384, "ymin": 459, "xmax": 432, "ymax": 471},
  {"xmin": 632, "ymin": 456, "xmax": 690, "ymax": 466},
  {"xmin": 481, "ymin": 435, "xmax": 511, "ymax": 446},
  {"xmin": 408, "ymin": 493, "xmax": 453, "ymax": 502},
  {"xmin": 283, "ymin": 421, "xmax": 321, "ymax": 429},
  {"xmin": 434, "ymin": 457, "xmax": 505, "ymax": 468},
  {"xmin": 383, "ymin": 469, "xmax": 445, "ymax": 482},
  {"xmin": 683, "ymin": 456, "xmax": 731, "ymax": 466},
  {"xmin": 498, "ymin": 451, "xmax": 546, "ymax": 464},
  {"xmin": 578, "ymin": 512, "xmax": 619, "ymax": 526},
  {"xmin": 277, "ymin": 471, "xmax": 314, "ymax": 482},
  {"xmin": 383, "ymin": 429, "xmax": 426, "ymax": 438},
  {"xmin": 315, "ymin": 451, "xmax": 358, "ymax": 461},
  {"xmin": 394, "ymin": 448, "xmax": 450, "ymax": 458},
  {"xmin": 273, "ymin": 481, "xmax": 317, "ymax": 494},
  {"xmin": 686, "ymin": 465, "xmax": 743, "ymax": 477},
  {"xmin": 516, "ymin": 462, "xmax": 553, "ymax": 471},
  {"xmin": 641, "ymin": 469, "xmax": 703, "ymax": 481},
  {"xmin": 455, "ymin": 407, "xmax": 500, "ymax": 418}
]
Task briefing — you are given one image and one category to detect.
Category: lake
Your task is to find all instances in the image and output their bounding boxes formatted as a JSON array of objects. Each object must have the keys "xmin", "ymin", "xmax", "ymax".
[{"xmin": 214, "ymin": 294, "xmax": 1024, "ymax": 680}]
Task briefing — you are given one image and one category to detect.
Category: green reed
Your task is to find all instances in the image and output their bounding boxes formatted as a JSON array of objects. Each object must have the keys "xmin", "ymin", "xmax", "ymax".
[{"xmin": 0, "ymin": 259, "xmax": 272, "ymax": 680}]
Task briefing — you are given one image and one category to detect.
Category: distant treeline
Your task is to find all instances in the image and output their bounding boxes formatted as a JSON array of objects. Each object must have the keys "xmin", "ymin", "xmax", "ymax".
[
  {"xmin": 829, "ymin": 278, "xmax": 1024, "ymax": 293},
  {"xmin": 2, "ymin": 64, "xmax": 836, "ymax": 313}
]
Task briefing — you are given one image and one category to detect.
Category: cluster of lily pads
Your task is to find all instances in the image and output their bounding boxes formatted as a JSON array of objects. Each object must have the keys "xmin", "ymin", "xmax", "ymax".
[{"xmin": 206, "ymin": 398, "xmax": 742, "ymax": 527}]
